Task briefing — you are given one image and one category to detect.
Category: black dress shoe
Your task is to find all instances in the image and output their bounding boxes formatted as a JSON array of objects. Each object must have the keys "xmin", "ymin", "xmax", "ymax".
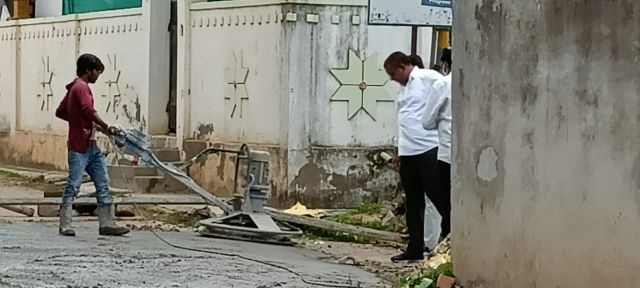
[
  {"xmin": 391, "ymin": 253, "xmax": 424, "ymax": 263},
  {"xmin": 400, "ymin": 246, "xmax": 430, "ymax": 254}
]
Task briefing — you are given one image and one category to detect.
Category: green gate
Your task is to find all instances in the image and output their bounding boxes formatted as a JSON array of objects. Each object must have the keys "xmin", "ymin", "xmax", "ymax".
[{"xmin": 62, "ymin": 0, "xmax": 142, "ymax": 15}]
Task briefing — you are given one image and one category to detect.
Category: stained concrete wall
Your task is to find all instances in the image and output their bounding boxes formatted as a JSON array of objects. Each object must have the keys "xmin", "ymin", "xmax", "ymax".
[
  {"xmin": 0, "ymin": 2, "xmax": 170, "ymax": 169},
  {"xmin": 452, "ymin": 1, "xmax": 640, "ymax": 287},
  {"xmin": 181, "ymin": 0, "xmax": 434, "ymax": 208}
]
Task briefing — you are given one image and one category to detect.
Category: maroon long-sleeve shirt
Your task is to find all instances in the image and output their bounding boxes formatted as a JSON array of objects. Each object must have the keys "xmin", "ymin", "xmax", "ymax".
[{"xmin": 55, "ymin": 78, "xmax": 99, "ymax": 153}]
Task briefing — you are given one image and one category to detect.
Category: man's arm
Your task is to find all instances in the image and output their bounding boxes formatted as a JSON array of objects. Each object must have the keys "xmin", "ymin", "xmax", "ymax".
[
  {"xmin": 422, "ymin": 80, "xmax": 448, "ymax": 130},
  {"xmin": 76, "ymin": 84, "xmax": 109, "ymax": 131}
]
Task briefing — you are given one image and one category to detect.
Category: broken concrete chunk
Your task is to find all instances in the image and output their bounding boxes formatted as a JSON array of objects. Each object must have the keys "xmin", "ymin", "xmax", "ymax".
[
  {"xmin": 116, "ymin": 205, "xmax": 137, "ymax": 217},
  {"xmin": 37, "ymin": 205, "xmax": 59, "ymax": 217},
  {"xmin": 436, "ymin": 274, "xmax": 456, "ymax": 288}
]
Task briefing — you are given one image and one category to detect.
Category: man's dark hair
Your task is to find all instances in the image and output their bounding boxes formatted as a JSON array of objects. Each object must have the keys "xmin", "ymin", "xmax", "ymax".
[
  {"xmin": 384, "ymin": 51, "xmax": 412, "ymax": 70},
  {"xmin": 76, "ymin": 54, "xmax": 104, "ymax": 77},
  {"xmin": 441, "ymin": 47, "xmax": 452, "ymax": 65},
  {"xmin": 408, "ymin": 55, "xmax": 425, "ymax": 69}
]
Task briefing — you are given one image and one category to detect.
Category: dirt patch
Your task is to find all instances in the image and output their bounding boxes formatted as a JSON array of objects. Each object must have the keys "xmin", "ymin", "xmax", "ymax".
[{"xmin": 301, "ymin": 239, "xmax": 417, "ymax": 285}]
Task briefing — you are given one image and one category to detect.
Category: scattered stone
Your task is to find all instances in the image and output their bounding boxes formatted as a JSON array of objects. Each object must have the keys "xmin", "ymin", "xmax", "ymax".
[
  {"xmin": 335, "ymin": 256, "xmax": 359, "ymax": 266},
  {"xmin": 188, "ymin": 207, "xmax": 212, "ymax": 218},
  {"xmin": 116, "ymin": 205, "xmax": 137, "ymax": 217}
]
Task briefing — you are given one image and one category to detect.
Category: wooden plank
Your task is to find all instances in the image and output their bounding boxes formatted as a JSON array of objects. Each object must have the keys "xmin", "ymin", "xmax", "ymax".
[
  {"xmin": 0, "ymin": 196, "xmax": 208, "ymax": 206},
  {"xmin": 264, "ymin": 208, "xmax": 405, "ymax": 243}
]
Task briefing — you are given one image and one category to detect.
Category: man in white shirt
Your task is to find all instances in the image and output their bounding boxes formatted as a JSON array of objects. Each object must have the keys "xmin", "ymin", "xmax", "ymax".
[
  {"xmin": 422, "ymin": 47, "xmax": 452, "ymax": 239},
  {"xmin": 384, "ymin": 51, "xmax": 444, "ymax": 262}
]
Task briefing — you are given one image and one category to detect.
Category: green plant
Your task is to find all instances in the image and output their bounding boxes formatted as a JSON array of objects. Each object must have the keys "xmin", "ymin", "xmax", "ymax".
[
  {"xmin": 354, "ymin": 202, "xmax": 384, "ymax": 214},
  {"xmin": 302, "ymin": 226, "xmax": 376, "ymax": 244}
]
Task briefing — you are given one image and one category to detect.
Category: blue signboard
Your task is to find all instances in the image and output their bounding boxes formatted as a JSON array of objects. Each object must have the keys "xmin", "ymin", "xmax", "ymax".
[{"xmin": 421, "ymin": 0, "xmax": 452, "ymax": 8}]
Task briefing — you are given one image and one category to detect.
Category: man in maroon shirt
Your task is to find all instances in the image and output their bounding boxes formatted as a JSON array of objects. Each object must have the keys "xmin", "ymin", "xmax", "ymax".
[{"xmin": 55, "ymin": 54, "xmax": 130, "ymax": 237}]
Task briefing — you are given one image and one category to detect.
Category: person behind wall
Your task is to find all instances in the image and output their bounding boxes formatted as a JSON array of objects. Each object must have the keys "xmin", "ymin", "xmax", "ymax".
[
  {"xmin": 422, "ymin": 47, "xmax": 453, "ymax": 239},
  {"xmin": 55, "ymin": 54, "xmax": 130, "ymax": 237},
  {"xmin": 408, "ymin": 55, "xmax": 425, "ymax": 69},
  {"xmin": 384, "ymin": 51, "xmax": 444, "ymax": 262}
]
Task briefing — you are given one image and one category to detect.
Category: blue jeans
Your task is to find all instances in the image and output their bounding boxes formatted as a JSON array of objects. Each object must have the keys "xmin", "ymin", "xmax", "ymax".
[{"xmin": 62, "ymin": 144, "xmax": 112, "ymax": 206}]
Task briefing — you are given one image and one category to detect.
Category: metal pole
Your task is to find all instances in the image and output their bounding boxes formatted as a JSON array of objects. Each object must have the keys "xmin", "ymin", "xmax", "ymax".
[
  {"xmin": 430, "ymin": 28, "xmax": 438, "ymax": 67},
  {"xmin": 411, "ymin": 26, "xmax": 418, "ymax": 55}
]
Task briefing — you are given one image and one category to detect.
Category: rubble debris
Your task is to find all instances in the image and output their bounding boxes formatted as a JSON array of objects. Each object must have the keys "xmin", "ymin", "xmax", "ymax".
[
  {"xmin": 335, "ymin": 255, "xmax": 360, "ymax": 266},
  {"xmin": 265, "ymin": 207, "xmax": 405, "ymax": 243},
  {"xmin": 284, "ymin": 202, "xmax": 326, "ymax": 218},
  {"xmin": 125, "ymin": 220, "xmax": 181, "ymax": 232},
  {"xmin": 115, "ymin": 205, "xmax": 137, "ymax": 217},
  {"xmin": 426, "ymin": 235, "xmax": 451, "ymax": 269},
  {"xmin": 436, "ymin": 274, "xmax": 456, "ymax": 288}
]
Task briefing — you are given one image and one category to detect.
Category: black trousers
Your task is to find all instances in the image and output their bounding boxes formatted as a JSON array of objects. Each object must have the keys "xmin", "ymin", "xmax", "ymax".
[
  {"xmin": 399, "ymin": 148, "xmax": 439, "ymax": 256},
  {"xmin": 437, "ymin": 160, "xmax": 451, "ymax": 238}
]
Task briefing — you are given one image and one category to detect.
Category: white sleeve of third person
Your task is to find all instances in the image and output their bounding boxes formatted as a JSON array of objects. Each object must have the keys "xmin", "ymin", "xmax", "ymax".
[{"xmin": 422, "ymin": 78, "xmax": 448, "ymax": 130}]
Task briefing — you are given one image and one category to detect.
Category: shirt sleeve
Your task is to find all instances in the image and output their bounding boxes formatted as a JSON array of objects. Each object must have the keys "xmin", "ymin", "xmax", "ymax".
[
  {"xmin": 55, "ymin": 94, "xmax": 69, "ymax": 121},
  {"xmin": 422, "ymin": 79, "xmax": 448, "ymax": 130},
  {"xmin": 74, "ymin": 83, "xmax": 99, "ymax": 124}
]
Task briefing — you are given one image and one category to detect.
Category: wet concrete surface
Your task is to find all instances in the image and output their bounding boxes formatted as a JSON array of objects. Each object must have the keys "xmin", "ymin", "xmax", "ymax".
[{"xmin": 0, "ymin": 222, "xmax": 384, "ymax": 288}]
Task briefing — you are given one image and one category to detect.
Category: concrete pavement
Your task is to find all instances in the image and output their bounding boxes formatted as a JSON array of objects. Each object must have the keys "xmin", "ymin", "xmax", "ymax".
[{"xmin": 0, "ymin": 221, "xmax": 384, "ymax": 288}]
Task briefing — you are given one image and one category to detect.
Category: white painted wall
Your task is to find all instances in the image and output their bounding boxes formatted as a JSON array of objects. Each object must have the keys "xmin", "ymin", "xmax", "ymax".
[
  {"xmin": 35, "ymin": 0, "xmax": 63, "ymax": 18},
  {"xmin": 188, "ymin": 4, "xmax": 285, "ymax": 143},
  {"xmin": 184, "ymin": 1, "xmax": 433, "ymax": 147},
  {"xmin": 143, "ymin": 0, "xmax": 170, "ymax": 135},
  {"xmin": 17, "ymin": 17, "xmax": 77, "ymax": 132},
  {"xmin": 77, "ymin": 10, "xmax": 149, "ymax": 131},
  {"xmin": 181, "ymin": 0, "xmax": 434, "ymax": 206},
  {"xmin": 0, "ymin": 0, "xmax": 171, "ymax": 135},
  {"xmin": 0, "ymin": 25, "xmax": 16, "ymax": 132}
]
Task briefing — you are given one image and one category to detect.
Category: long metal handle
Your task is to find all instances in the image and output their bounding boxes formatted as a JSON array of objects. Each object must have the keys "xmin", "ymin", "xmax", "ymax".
[{"xmin": 112, "ymin": 130, "xmax": 234, "ymax": 214}]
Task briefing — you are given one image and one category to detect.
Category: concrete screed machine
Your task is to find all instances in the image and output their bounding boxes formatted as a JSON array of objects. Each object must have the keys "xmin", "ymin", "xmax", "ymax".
[{"xmin": 110, "ymin": 127, "xmax": 302, "ymax": 245}]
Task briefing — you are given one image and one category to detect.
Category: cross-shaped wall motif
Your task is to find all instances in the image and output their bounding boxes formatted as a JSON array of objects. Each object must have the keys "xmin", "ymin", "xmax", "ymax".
[
  {"xmin": 37, "ymin": 57, "xmax": 54, "ymax": 112},
  {"xmin": 224, "ymin": 51, "xmax": 250, "ymax": 118},
  {"xmin": 101, "ymin": 54, "xmax": 122, "ymax": 115},
  {"xmin": 329, "ymin": 50, "xmax": 393, "ymax": 121}
]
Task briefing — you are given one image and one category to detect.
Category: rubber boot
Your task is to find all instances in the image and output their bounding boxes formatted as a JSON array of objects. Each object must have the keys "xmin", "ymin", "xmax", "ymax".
[
  {"xmin": 58, "ymin": 204, "xmax": 76, "ymax": 236},
  {"xmin": 97, "ymin": 205, "xmax": 130, "ymax": 236}
]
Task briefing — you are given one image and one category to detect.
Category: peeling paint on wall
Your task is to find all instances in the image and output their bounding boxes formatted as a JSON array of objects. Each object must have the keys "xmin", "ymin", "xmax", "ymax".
[
  {"xmin": 195, "ymin": 123, "xmax": 214, "ymax": 140},
  {"xmin": 477, "ymin": 147, "xmax": 498, "ymax": 182},
  {"xmin": 287, "ymin": 147, "xmax": 400, "ymax": 208},
  {"xmin": 121, "ymin": 95, "xmax": 145, "ymax": 130}
]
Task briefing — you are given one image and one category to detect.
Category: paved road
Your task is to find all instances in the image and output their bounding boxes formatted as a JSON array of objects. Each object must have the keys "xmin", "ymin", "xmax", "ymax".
[{"xmin": 0, "ymin": 221, "xmax": 383, "ymax": 288}]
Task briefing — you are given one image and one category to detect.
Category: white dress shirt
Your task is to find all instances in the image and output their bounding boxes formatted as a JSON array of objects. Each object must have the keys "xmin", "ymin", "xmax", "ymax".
[
  {"xmin": 396, "ymin": 68, "xmax": 442, "ymax": 156},
  {"xmin": 422, "ymin": 73, "xmax": 452, "ymax": 164}
]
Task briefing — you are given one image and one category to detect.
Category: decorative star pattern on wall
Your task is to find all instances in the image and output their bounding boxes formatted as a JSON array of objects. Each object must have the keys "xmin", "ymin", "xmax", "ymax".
[
  {"xmin": 330, "ymin": 50, "xmax": 392, "ymax": 121},
  {"xmin": 224, "ymin": 51, "xmax": 250, "ymax": 118},
  {"xmin": 37, "ymin": 56, "xmax": 54, "ymax": 111},
  {"xmin": 102, "ymin": 54, "xmax": 122, "ymax": 115}
]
